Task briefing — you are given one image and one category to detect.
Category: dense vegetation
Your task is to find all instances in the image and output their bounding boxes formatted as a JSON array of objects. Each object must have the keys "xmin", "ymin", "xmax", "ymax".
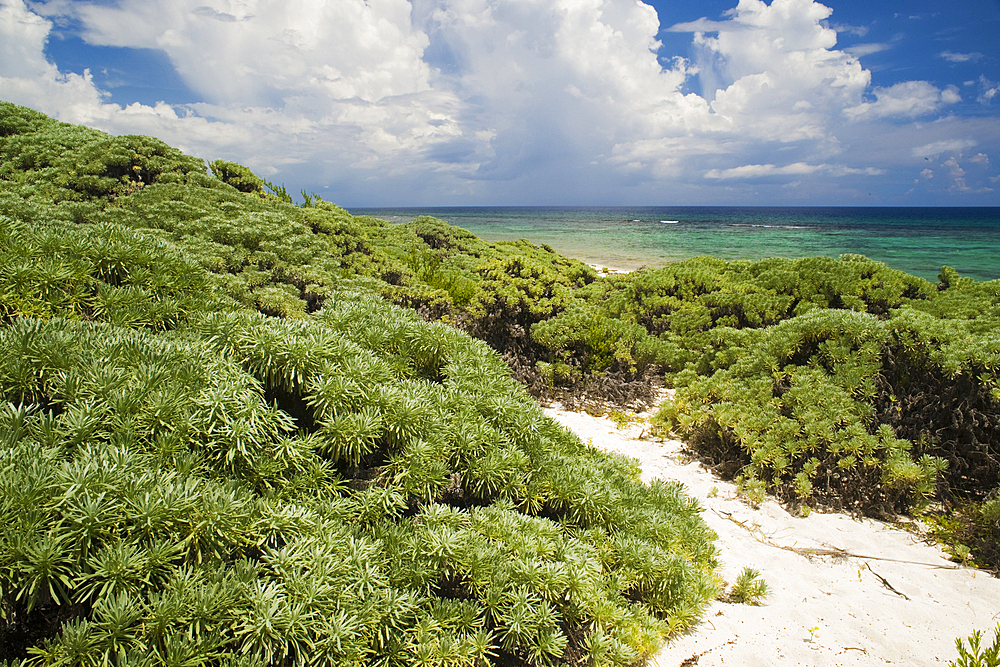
[
  {"xmin": 508, "ymin": 247, "xmax": 999, "ymax": 565},
  {"xmin": 634, "ymin": 259, "xmax": 999, "ymax": 561},
  {"xmin": 0, "ymin": 103, "xmax": 721, "ymax": 664},
  {"xmin": 1, "ymin": 99, "xmax": 998, "ymax": 663}
]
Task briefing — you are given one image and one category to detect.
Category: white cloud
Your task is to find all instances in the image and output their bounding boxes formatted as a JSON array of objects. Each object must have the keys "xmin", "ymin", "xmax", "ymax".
[
  {"xmin": 1, "ymin": 0, "xmax": 51, "ymax": 78},
  {"xmin": 827, "ymin": 22, "xmax": 869, "ymax": 37},
  {"xmin": 413, "ymin": 0, "xmax": 717, "ymax": 183},
  {"xmin": 943, "ymin": 156, "xmax": 969, "ymax": 192},
  {"xmin": 2, "ymin": 0, "xmax": 996, "ymax": 204},
  {"xmin": 940, "ymin": 51, "xmax": 983, "ymax": 63},
  {"xmin": 637, "ymin": 0, "xmax": 871, "ymax": 158},
  {"xmin": 0, "ymin": 0, "xmax": 113, "ymax": 117},
  {"xmin": 942, "ymin": 155, "xmax": 996, "ymax": 194},
  {"xmin": 845, "ymin": 81, "xmax": 960, "ymax": 119},
  {"xmin": 826, "ymin": 164, "xmax": 885, "ymax": 176},
  {"xmin": 705, "ymin": 162, "xmax": 821, "ymax": 179},
  {"xmin": 64, "ymin": 0, "xmax": 435, "ymax": 105},
  {"xmin": 969, "ymin": 153, "xmax": 989, "ymax": 166},
  {"xmin": 705, "ymin": 162, "xmax": 883, "ymax": 179},
  {"xmin": 911, "ymin": 139, "xmax": 977, "ymax": 158},
  {"xmin": 4, "ymin": 0, "xmax": 478, "ymax": 187},
  {"xmin": 845, "ymin": 43, "xmax": 890, "ymax": 57},
  {"xmin": 979, "ymin": 76, "xmax": 999, "ymax": 105}
]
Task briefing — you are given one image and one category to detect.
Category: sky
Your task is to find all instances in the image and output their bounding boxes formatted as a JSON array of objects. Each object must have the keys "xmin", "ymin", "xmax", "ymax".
[{"xmin": 1, "ymin": 0, "xmax": 999, "ymax": 206}]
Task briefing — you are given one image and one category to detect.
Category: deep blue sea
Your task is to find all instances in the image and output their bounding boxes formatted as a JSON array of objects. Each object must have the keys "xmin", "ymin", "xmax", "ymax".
[{"xmin": 350, "ymin": 207, "xmax": 1000, "ymax": 283}]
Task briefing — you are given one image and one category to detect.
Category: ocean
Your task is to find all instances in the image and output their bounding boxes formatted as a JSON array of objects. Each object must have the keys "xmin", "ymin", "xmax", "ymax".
[{"xmin": 350, "ymin": 207, "xmax": 1000, "ymax": 283}]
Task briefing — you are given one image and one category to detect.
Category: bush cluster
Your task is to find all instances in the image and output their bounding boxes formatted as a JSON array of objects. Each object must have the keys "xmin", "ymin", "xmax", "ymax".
[
  {"xmin": 627, "ymin": 261, "xmax": 999, "ymax": 566},
  {"xmin": 521, "ymin": 251, "xmax": 998, "ymax": 567},
  {"xmin": 0, "ymin": 101, "xmax": 719, "ymax": 664},
  {"xmin": 2, "ymin": 100, "xmax": 997, "ymax": 667}
]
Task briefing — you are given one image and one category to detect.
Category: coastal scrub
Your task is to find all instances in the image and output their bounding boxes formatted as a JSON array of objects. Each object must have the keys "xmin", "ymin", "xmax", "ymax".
[{"xmin": 0, "ymin": 101, "xmax": 719, "ymax": 665}]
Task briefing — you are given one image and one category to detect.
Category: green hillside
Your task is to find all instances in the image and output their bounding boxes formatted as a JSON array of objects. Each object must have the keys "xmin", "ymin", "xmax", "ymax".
[
  {"xmin": 0, "ymin": 103, "xmax": 719, "ymax": 664},
  {"xmin": 2, "ymin": 100, "xmax": 999, "ymax": 664}
]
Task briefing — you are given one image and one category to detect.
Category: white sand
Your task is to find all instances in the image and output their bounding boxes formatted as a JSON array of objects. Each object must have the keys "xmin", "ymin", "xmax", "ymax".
[
  {"xmin": 543, "ymin": 403, "xmax": 1000, "ymax": 667},
  {"xmin": 588, "ymin": 263, "xmax": 632, "ymax": 275}
]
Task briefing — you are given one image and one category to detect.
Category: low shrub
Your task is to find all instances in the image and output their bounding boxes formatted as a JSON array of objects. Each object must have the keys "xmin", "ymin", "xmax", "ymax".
[
  {"xmin": 723, "ymin": 567, "xmax": 770, "ymax": 606},
  {"xmin": 0, "ymin": 102, "xmax": 721, "ymax": 663},
  {"xmin": 951, "ymin": 623, "xmax": 1000, "ymax": 667}
]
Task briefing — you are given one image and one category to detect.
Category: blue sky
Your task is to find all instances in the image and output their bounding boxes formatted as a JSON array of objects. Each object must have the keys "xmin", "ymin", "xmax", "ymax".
[{"xmin": 2, "ymin": 0, "xmax": 999, "ymax": 206}]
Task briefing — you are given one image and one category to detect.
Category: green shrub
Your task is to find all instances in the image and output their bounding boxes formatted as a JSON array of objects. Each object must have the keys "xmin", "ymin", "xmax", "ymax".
[
  {"xmin": 0, "ymin": 102, "xmax": 204, "ymax": 203},
  {"xmin": 724, "ymin": 567, "xmax": 770, "ymax": 606},
  {"xmin": 531, "ymin": 304, "xmax": 652, "ymax": 374},
  {"xmin": 656, "ymin": 309, "xmax": 948, "ymax": 515},
  {"xmin": 5, "ymin": 99, "xmax": 1000, "ymax": 662},
  {"xmin": 0, "ymin": 307, "xmax": 718, "ymax": 663},
  {"xmin": 0, "ymin": 97, "xmax": 722, "ymax": 660},
  {"xmin": 951, "ymin": 623, "xmax": 1000, "ymax": 667},
  {"xmin": 924, "ymin": 489, "xmax": 1000, "ymax": 569}
]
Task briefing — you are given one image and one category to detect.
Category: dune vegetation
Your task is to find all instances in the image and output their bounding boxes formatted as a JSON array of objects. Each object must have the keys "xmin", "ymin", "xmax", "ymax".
[
  {"xmin": 1, "ymin": 101, "xmax": 998, "ymax": 665},
  {"xmin": 0, "ymin": 102, "xmax": 721, "ymax": 665}
]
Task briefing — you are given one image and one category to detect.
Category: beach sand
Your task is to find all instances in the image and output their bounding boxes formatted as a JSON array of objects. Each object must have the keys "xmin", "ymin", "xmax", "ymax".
[
  {"xmin": 543, "ymin": 400, "xmax": 1000, "ymax": 667},
  {"xmin": 588, "ymin": 263, "xmax": 632, "ymax": 275}
]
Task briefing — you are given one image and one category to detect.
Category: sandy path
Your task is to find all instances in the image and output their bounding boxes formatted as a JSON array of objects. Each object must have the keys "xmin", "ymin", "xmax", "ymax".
[{"xmin": 543, "ymin": 405, "xmax": 1000, "ymax": 667}]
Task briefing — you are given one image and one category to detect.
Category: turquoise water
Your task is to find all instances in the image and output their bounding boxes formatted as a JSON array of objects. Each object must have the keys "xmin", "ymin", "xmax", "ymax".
[{"xmin": 351, "ymin": 207, "xmax": 1000, "ymax": 283}]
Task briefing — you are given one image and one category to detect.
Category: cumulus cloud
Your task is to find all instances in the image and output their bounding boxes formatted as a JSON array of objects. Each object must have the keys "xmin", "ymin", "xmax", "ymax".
[
  {"xmin": 844, "ymin": 81, "xmax": 961, "ymax": 119},
  {"xmin": 636, "ymin": 0, "xmax": 873, "ymax": 172},
  {"xmin": 62, "ymin": 0, "xmax": 436, "ymax": 105},
  {"xmin": 978, "ymin": 76, "xmax": 999, "ymax": 105},
  {"xmin": 3, "ymin": 0, "xmax": 995, "ymax": 204},
  {"xmin": 906, "ymin": 152, "xmax": 996, "ymax": 196},
  {"xmin": 680, "ymin": 0, "xmax": 868, "ymax": 106},
  {"xmin": 943, "ymin": 156, "xmax": 970, "ymax": 192},
  {"xmin": 5, "ymin": 0, "xmax": 480, "ymax": 190},
  {"xmin": 413, "ymin": 0, "xmax": 705, "ymax": 180},
  {"xmin": 0, "ymin": 0, "xmax": 111, "ymax": 118}
]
